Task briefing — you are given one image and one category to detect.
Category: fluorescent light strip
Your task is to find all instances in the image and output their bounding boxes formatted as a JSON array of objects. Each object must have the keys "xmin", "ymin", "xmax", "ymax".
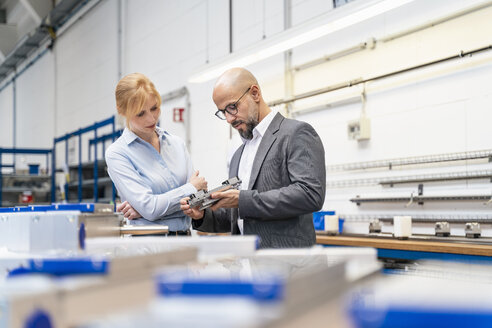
[{"xmin": 189, "ymin": 0, "xmax": 414, "ymax": 83}]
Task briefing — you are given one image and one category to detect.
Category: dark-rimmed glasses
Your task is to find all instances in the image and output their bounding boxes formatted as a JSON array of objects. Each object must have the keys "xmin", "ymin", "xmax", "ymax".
[{"xmin": 214, "ymin": 87, "xmax": 251, "ymax": 120}]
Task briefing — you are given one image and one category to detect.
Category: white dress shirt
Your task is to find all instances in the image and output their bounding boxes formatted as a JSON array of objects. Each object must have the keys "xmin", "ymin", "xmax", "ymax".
[{"xmin": 237, "ymin": 109, "xmax": 277, "ymax": 234}]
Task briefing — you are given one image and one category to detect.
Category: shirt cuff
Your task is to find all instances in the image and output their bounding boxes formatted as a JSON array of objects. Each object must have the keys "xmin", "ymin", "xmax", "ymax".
[{"xmin": 183, "ymin": 182, "xmax": 197, "ymax": 196}]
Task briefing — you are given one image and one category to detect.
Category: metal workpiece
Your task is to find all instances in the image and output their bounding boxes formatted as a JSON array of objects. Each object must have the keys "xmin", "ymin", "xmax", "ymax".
[
  {"xmin": 369, "ymin": 219, "xmax": 382, "ymax": 233},
  {"xmin": 0, "ymin": 211, "xmax": 82, "ymax": 252},
  {"xmin": 465, "ymin": 222, "xmax": 481, "ymax": 238},
  {"xmin": 82, "ymin": 212, "xmax": 170, "ymax": 237},
  {"xmin": 435, "ymin": 222, "xmax": 451, "ymax": 237},
  {"xmin": 76, "ymin": 203, "xmax": 114, "ymax": 214},
  {"xmin": 0, "ymin": 246, "xmax": 197, "ymax": 328},
  {"xmin": 119, "ymin": 225, "xmax": 169, "ymax": 236},
  {"xmin": 78, "ymin": 213, "xmax": 122, "ymax": 238},
  {"xmin": 0, "ymin": 206, "xmax": 172, "ymax": 253},
  {"xmin": 187, "ymin": 177, "xmax": 242, "ymax": 210}
]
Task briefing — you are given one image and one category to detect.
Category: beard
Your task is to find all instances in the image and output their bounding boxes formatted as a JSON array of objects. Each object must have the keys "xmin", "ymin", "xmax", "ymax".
[{"xmin": 234, "ymin": 114, "xmax": 258, "ymax": 140}]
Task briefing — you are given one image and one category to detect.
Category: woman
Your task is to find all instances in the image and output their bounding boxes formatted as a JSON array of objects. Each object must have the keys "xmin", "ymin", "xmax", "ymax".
[{"xmin": 105, "ymin": 73, "xmax": 207, "ymax": 235}]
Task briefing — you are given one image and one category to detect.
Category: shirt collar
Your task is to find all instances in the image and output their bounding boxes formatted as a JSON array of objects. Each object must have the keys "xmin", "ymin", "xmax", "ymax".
[
  {"xmin": 241, "ymin": 109, "xmax": 276, "ymax": 143},
  {"xmin": 122, "ymin": 126, "xmax": 168, "ymax": 145},
  {"xmin": 155, "ymin": 125, "xmax": 168, "ymax": 140}
]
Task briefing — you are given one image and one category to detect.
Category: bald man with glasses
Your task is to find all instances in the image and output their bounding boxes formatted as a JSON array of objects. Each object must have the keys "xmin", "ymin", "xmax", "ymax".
[{"xmin": 181, "ymin": 67, "xmax": 326, "ymax": 248}]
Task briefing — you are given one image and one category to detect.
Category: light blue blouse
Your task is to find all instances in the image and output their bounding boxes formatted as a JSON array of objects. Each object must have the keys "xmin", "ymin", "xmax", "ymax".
[{"xmin": 105, "ymin": 127, "xmax": 196, "ymax": 231}]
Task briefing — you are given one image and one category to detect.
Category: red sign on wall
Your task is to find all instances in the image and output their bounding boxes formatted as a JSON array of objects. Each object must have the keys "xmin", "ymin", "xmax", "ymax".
[{"xmin": 173, "ymin": 108, "xmax": 185, "ymax": 122}]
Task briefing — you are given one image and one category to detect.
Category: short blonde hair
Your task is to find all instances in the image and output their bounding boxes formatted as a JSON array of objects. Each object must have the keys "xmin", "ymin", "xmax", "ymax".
[{"xmin": 115, "ymin": 73, "xmax": 161, "ymax": 127}]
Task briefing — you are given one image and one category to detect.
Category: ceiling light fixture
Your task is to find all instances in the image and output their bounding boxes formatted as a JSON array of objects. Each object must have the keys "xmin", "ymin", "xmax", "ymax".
[{"xmin": 189, "ymin": 0, "xmax": 414, "ymax": 83}]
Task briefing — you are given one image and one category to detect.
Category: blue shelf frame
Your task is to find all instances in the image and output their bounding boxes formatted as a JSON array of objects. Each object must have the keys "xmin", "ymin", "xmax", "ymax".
[
  {"xmin": 377, "ymin": 248, "xmax": 492, "ymax": 264},
  {"xmin": 321, "ymin": 244, "xmax": 492, "ymax": 263},
  {"xmin": 0, "ymin": 148, "xmax": 52, "ymax": 206},
  {"xmin": 88, "ymin": 129, "xmax": 122, "ymax": 203},
  {"xmin": 51, "ymin": 116, "xmax": 117, "ymax": 203}
]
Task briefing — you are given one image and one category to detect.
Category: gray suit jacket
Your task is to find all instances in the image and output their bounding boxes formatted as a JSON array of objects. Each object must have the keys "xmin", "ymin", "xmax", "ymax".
[{"xmin": 192, "ymin": 112, "xmax": 326, "ymax": 248}]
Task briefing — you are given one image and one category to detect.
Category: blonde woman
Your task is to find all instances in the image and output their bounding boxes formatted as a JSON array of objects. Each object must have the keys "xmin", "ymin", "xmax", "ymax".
[{"xmin": 106, "ymin": 73, "xmax": 207, "ymax": 235}]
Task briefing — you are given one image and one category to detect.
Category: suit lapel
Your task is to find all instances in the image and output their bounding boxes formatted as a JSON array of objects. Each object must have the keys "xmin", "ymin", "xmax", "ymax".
[
  {"xmin": 248, "ymin": 112, "xmax": 283, "ymax": 190},
  {"xmin": 228, "ymin": 144, "xmax": 245, "ymax": 235},
  {"xmin": 229, "ymin": 143, "xmax": 244, "ymax": 177}
]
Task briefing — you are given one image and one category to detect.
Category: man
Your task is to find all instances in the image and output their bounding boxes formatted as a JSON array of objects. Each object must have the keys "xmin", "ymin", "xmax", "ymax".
[{"xmin": 181, "ymin": 67, "xmax": 325, "ymax": 248}]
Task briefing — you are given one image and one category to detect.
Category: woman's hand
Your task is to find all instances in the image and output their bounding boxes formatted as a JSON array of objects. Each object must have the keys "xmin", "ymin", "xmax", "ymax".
[
  {"xmin": 189, "ymin": 170, "xmax": 208, "ymax": 191},
  {"xmin": 116, "ymin": 201, "xmax": 142, "ymax": 220},
  {"xmin": 180, "ymin": 197, "xmax": 205, "ymax": 220}
]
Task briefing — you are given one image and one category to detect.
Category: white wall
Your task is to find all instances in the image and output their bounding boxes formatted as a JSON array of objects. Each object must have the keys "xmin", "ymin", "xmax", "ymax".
[
  {"xmin": 0, "ymin": 84, "xmax": 13, "ymax": 169},
  {"xmin": 0, "ymin": 0, "xmax": 491, "ymax": 218},
  {"xmin": 13, "ymin": 51, "xmax": 55, "ymax": 171},
  {"xmin": 54, "ymin": 0, "xmax": 119, "ymax": 133},
  {"xmin": 289, "ymin": 0, "xmax": 492, "ymax": 220}
]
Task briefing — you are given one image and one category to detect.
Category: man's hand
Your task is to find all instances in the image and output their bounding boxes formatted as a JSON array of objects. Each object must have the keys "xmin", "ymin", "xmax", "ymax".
[
  {"xmin": 180, "ymin": 197, "xmax": 205, "ymax": 220},
  {"xmin": 116, "ymin": 201, "xmax": 142, "ymax": 220},
  {"xmin": 210, "ymin": 189, "xmax": 240, "ymax": 211}
]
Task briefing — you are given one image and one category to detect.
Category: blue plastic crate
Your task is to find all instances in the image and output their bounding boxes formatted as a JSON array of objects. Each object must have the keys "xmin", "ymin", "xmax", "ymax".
[
  {"xmin": 313, "ymin": 211, "xmax": 344, "ymax": 233},
  {"xmin": 8, "ymin": 257, "xmax": 109, "ymax": 277},
  {"xmin": 156, "ymin": 271, "xmax": 285, "ymax": 302},
  {"xmin": 0, "ymin": 203, "xmax": 100, "ymax": 213},
  {"xmin": 28, "ymin": 164, "xmax": 40, "ymax": 175},
  {"xmin": 348, "ymin": 302, "xmax": 492, "ymax": 328}
]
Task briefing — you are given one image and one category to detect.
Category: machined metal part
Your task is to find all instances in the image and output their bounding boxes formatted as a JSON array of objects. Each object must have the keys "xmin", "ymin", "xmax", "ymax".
[
  {"xmin": 465, "ymin": 222, "xmax": 481, "ymax": 238},
  {"xmin": 79, "ymin": 213, "xmax": 122, "ymax": 238},
  {"xmin": 0, "ymin": 209, "xmax": 172, "ymax": 253},
  {"xmin": 187, "ymin": 177, "xmax": 242, "ymax": 210},
  {"xmin": 82, "ymin": 213, "xmax": 170, "ymax": 237},
  {"xmin": 369, "ymin": 219, "xmax": 382, "ymax": 233},
  {"xmin": 119, "ymin": 225, "xmax": 169, "ymax": 235},
  {"xmin": 435, "ymin": 221, "xmax": 451, "ymax": 237}
]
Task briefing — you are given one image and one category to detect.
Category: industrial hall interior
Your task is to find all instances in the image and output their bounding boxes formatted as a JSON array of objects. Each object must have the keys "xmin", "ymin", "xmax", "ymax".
[{"xmin": 1, "ymin": 0, "xmax": 492, "ymax": 327}]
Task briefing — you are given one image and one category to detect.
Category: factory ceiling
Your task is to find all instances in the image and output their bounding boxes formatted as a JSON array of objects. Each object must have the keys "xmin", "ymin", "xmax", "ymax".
[{"xmin": 0, "ymin": 0, "xmax": 88, "ymax": 87}]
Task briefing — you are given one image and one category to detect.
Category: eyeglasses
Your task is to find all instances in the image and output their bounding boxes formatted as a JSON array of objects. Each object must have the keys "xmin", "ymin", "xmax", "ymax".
[{"xmin": 214, "ymin": 87, "xmax": 251, "ymax": 120}]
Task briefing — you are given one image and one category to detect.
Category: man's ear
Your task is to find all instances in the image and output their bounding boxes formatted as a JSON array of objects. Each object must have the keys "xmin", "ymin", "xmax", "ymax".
[{"xmin": 251, "ymin": 85, "xmax": 261, "ymax": 102}]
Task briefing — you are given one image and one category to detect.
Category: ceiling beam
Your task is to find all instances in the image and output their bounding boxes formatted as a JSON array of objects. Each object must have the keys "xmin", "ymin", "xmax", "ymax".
[
  {"xmin": 19, "ymin": 0, "xmax": 52, "ymax": 25},
  {"xmin": 0, "ymin": 23, "xmax": 17, "ymax": 57}
]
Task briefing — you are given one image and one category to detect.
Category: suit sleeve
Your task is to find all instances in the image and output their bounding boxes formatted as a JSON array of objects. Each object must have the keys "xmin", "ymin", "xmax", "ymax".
[
  {"xmin": 238, "ymin": 123, "xmax": 326, "ymax": 219},
  {"xmin": 191, "ymin": 208, "xmax": 234, "ymax": 233}
]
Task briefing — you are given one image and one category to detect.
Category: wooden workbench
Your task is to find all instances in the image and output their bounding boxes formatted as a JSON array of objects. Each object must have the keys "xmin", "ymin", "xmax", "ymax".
[{"xmin": 317, "ymin": 235, "xmax": 492, "ymax": 257}]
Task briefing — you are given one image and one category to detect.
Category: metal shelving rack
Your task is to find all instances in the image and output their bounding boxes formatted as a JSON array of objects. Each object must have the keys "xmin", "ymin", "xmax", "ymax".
[
  {"xmin": 326, "ymin": 150, "xmax": 492, "ymax": 231},
  {"xmin": 379, "ymin": 170, "xmax": 492, "ymax": 186},
  {"xmin": 351, "ymin": 194, "xmax": 492, "ymax": 205},
  {"xmin": 327, "ymin": 170, "xmax": 492, "ymax": 188},
  {"xmin": 51, "ymin": 116, "xmax": 118, "ymax": 204},
  {"xmin": 0, "ymin": 148, "xmax": 52, "ymax": 206},
  {"xmin": 340, "ymin": 214, "xmax": 492, "ymax": 224},
  {"xmin": 327, "ymin": 149, "xmax": 492, "ymax": 171}
]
